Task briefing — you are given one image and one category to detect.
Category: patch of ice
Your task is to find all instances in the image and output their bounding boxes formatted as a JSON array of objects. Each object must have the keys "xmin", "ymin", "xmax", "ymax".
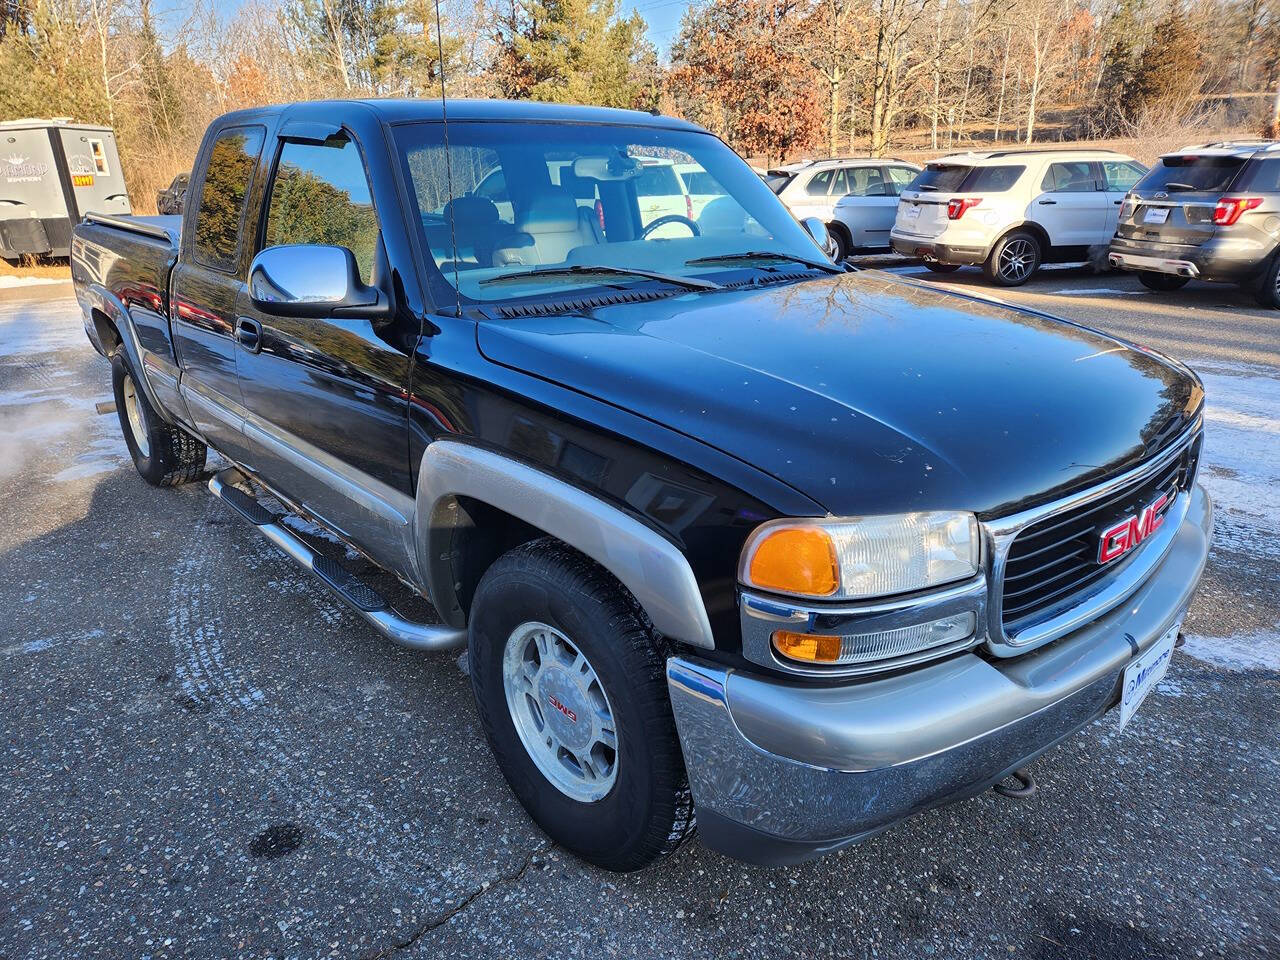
[
  {"xmin": 1180, "ymin": 628, "xmax": 1280, "ymax": 673},
  {"xmin": 0, "ymin": 275, "xmax": 67, "ymax": 288},
  {"xmin": 1048, "ymin": 288, "xmax": 1144, "ymax": 296},
  {"xmin": 1192, "ymin": 363, "xmax": 1280, "ymax": 561}
]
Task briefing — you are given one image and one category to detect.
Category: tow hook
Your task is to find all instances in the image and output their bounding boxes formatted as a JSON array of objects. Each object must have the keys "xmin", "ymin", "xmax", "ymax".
[{"xmin": 992, "ymin": 768, "xmax": 1037, "ymax": 800}]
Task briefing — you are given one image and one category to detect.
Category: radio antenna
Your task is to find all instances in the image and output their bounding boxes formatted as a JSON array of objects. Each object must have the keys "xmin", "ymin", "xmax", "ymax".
[{"xmin": 433, "ymin": 0, "xmax": 461, "ymax": 314}]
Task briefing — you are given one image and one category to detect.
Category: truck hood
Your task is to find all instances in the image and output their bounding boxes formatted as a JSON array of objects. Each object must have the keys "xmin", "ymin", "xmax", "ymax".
[{"xmin": 476, "ymin": 271, "xmax": 1202, "ymax": 518}]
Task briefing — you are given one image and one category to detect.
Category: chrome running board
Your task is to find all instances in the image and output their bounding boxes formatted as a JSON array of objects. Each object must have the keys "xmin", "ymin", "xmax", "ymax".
[{"xmin": 208, "ymin": 468, "xmax": 466, "ymax": 651}]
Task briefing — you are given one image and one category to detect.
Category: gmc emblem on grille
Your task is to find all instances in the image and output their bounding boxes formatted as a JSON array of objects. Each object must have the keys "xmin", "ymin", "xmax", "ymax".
[{"xmin": 1098, "ymin": 493, "xmax": 1170, "ymax": 564}]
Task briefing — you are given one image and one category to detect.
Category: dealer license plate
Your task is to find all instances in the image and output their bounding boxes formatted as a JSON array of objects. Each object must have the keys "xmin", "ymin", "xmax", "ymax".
[
  {"xmin": 1118, "ymin": 621, "xmax": 1179, "ymax": 730},
  {"xmin": 1143, "ymin": 206, "xmax": 1170, "ymax": 225},
  {"xmin": 904, "ymin": 204, "xmax": 920, "ymax": 221}
]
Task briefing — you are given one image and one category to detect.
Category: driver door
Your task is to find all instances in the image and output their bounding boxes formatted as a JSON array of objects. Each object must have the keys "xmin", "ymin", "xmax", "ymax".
[{"xmin": 233, "ymin": 125, "xmax": 420, "ymax": 581}]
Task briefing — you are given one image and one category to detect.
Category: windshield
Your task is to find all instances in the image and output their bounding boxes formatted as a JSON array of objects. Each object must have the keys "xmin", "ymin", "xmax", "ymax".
[
  {"xmin": 392, "ymin": 121, "xmax": 823, "ymax": 304},
  {"xmin": 1137, "ymin": 156, "xmax": 1246, "ymax": 194}
]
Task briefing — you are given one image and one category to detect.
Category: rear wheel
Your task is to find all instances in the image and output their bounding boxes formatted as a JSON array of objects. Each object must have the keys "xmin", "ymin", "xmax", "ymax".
[
  {"xmin": 984, "ymin": 230, "xmax": 1041, "ymax": 286},
  {"xmin": 468, "ymin": 538, "xmax": 694, "ymax": 871},
  {"xmin": 1254, "ymin": 254, "xmax": 1280, "ymax": 309},
  {"xmin": 924, "ymin": 261, "xmax": 961, "ymax": 273},
  {"xmin": 1136, "ymin": 271, "xmax": 1189, "ymax": 292},
  {"xmin": 111, "ymin": 349, "xmax": 207, "ymax": 486}
]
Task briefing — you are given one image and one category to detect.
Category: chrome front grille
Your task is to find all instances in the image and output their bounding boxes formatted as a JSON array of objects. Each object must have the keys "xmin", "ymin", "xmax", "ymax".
[{"xmin": 989, "ymin": 425, "xmax": 1202, "ymax": 652}]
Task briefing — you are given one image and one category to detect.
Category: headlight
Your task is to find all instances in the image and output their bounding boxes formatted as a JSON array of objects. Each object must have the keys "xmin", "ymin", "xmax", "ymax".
[{"xmin": 741, "ymin": 511, "xmax": 980, "ymax": 600}]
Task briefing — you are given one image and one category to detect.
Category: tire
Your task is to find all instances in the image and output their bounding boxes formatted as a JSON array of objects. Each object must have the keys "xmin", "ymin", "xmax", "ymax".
[
  {"xmin": 1254, "ymin": 254, "xmax": 1280, "ymax": 309},
  {"xmin": 826, "ymin": 224, "xmax": 851, "ymax": 262},
  {"xmin": 924, "ymin": 261, "xmax": 961, "ymax": 273},
  {"xmin": 983, "ymin": 230, "xmax": 1041, "ymax": 286},
  {"xmin": 468, "ymin": 538, "xmax": 695, "ymax": 871},
  {"xmin": 111, "ymin": 349, "xmax": 207, "ymax": 486},
  {"xmin": 1136, "ymin": 271, "xmax": 1189, "ymax": 292}
]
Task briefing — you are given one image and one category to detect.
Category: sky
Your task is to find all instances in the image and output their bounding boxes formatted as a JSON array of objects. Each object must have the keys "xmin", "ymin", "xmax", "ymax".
[{"xmin": 620, "ymin": 0, "xmax": 692, "ymax": 58}]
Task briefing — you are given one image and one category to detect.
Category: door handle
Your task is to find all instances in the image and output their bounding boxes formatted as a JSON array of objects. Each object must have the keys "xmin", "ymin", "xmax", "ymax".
[
  {"xmin": 235, "ymin": 317, "xmax": 263, "ymax": 354},
  {"xmin": 1038, "ymin": 199, "xmax": 1057, "ymax": 205},
  {"xmin": 1114, "ymin": 199, "xmax": 1123, "ymax": 205}
]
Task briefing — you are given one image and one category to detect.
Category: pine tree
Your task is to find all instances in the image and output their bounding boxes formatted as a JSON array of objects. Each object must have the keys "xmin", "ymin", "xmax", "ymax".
[{"xmin": 1131, "ymin": 3, "xmax": 1203, "ymax": 111}]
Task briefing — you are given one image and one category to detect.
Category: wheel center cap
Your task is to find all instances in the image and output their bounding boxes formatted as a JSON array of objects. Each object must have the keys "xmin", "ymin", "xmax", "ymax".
[{"xmin": 539, "ymin": 669, "xmax": 592, "ymax": 751}]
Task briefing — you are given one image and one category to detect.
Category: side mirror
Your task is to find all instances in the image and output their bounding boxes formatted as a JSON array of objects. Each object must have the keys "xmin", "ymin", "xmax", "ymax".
[
  {"xmin": 248, "ymin": 244, "xmax": 388, "ymax": 318},
  {"xmin": 800, "ymin": 216, "xmax": 837, "ymax": 261}
]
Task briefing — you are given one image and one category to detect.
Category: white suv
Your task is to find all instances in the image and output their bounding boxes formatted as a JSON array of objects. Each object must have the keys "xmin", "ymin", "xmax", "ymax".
[
  {"xmin": 890, "ymin": 149, "xmax": 1147, "ymax": 285},
  {"xmin": 773, "ymin": 158, "xmax": 922, "ymax": 260}
]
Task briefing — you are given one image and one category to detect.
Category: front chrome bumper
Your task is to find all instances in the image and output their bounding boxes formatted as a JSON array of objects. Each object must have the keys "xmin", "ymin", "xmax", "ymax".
[{"xmin": 668, "ymin": 483, "xmax": 1213, "ymax": 866}]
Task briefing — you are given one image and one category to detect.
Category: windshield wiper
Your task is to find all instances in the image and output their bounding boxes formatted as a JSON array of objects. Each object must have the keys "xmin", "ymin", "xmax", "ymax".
[
  {"xmin": 1163, "ymin": 182, "xmax": 1198, "ymax": 192},
  {"xmin": 480, "ymin": 264, "xmax": 720, "ymax": 291},
  {"xmin": 685, "ymin": 251, "xmax": 843, "ymax": 274}
]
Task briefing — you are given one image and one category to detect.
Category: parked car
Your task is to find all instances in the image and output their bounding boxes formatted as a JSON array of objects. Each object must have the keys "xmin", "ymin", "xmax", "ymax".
[
  {"xmin": 1108, "ymin": 140, "xmax": 1280, "ymax": 307},
  {"xmin": 71, "ymin": 99, "xmax": 1211, "ymax": 872},
  {"xmin": 156, "ymin": 172, "xmax": 189, "ymax": 215},
  {"xmin": 891, "ymin": 148, "xmax": 1148, "ymax": 285},
  {"xmin": 773, "ymin": 157, "xmax": 922, "ymax": 259}
]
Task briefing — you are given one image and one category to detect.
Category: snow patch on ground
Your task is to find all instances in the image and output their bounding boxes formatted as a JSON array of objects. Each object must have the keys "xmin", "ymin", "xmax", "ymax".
[
  {"xmin": 0, "ymin": 275, "xmax": 67, "ymax": 288},
  {"xmin": 1180, "ymin": 628, "xmax": 1280, "ymax": 673},
  {"xmin": 1195, "ymin": 362, "xmax": 1280, "ymax": 561}
]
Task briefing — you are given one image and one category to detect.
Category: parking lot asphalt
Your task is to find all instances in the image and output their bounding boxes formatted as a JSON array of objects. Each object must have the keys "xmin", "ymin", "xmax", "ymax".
[{"xmin": 1, "ymin": 271, "xmax": 1276, "ymax": 960}]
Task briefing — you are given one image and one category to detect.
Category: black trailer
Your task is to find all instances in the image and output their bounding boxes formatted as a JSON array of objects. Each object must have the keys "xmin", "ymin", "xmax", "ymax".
[{"xmin": 0, "ymin": 118, "xmax": 131, "ymax": 260}]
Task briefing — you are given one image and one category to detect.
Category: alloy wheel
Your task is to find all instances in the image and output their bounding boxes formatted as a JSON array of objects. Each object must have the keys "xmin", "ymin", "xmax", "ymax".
[
  {"xmin": 999, "ymin": 238, "xmax": 1036, "ymax": 283},
  {"xmin": 122, "ymin": 372, "xmax": 150, "ymax": 458},
  {"xmin": 501, "ymin": 621, "xmax": 618, "ymax": 802}
]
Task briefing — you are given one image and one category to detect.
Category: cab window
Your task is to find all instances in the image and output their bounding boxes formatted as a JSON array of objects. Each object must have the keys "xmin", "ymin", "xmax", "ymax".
[
  {"xmin": 1101, "ymin": 161, "xmax": 1146, "ymax": 192},
  {"xmin": 884, "ymin": 166, "xmax": 917, "ymax": 195},
  {"xmin": 1042, "ymin": 161, "xmax": 1098, "ymax": 193},
  {"xmin": 192, "ymin": 126, "xmax": 265, "ymax": 272},
  {"xmin": 806, "ymin": 170, "xmax": 834, "ymax": 196},
  {"xmin": 263, "ymin": 134, "xmax": 378, "ymax": 284}
]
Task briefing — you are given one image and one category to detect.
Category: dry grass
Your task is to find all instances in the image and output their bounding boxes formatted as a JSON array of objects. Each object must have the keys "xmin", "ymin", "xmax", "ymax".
[{"xmin": 0, "ymin": 255, "xmax": 71, "ymax": 281}]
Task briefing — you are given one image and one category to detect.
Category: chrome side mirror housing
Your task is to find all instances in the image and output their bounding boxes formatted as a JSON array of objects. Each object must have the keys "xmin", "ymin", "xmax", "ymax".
[
  {"xmin": 800, "ymin": 216, "xmax": 837, "ymax": 261},
  {"xmin": 248, "ymin": 244, "xmax": 388, "ymax": 318}
]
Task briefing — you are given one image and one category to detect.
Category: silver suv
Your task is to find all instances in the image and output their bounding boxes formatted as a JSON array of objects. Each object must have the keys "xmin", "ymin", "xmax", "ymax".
[
  {"xmin": 1108, "ymin": 141, "xmax": 1280, "ymax": 307},
  {"xmin": 891, "ymin": 149, "xmax": 1146, "ymax": 285}
]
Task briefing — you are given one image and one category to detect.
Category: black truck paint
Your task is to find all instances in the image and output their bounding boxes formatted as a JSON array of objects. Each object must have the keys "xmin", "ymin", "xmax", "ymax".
[{"xmin": 72, "ymin": 99, "xmax": 1212, "ymax": 870}]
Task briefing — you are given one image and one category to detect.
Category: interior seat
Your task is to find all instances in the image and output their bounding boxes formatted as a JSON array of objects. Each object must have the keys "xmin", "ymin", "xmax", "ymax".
[
  {"xmin": 442, "ymin": 195, "xmax": 502, "ymax": 267},
  {"xmin": 493, "ymin": 189, "xmax": 601, "ymax": 266}
]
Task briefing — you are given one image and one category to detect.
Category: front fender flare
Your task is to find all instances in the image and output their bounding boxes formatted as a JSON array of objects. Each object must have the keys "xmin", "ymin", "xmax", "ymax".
[{"xmin": 413, "ymin": 440, "xmax": 715, "ymax": 649}]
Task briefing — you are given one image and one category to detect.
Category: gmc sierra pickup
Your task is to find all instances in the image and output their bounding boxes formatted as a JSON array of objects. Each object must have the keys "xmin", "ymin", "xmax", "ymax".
[{"xmin": 72, "ymin": 99, "xmax": 1213, "ymax": 872}]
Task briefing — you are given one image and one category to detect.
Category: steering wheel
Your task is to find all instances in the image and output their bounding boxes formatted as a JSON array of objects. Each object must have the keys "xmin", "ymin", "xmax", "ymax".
[{"xmin": 640, "ymin": 214, "xmax": 700, "ymax": 239}]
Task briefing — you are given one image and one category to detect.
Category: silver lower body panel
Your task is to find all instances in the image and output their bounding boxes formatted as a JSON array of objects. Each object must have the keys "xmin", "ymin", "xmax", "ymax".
[{"xmin": 668, "ymin": 484, "xmax": 1213, "ymax": 865}]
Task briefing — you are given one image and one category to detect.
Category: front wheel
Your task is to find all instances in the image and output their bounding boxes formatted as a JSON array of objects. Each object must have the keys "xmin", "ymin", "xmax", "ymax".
[
  {"xmin": 984, "ymin": 231, "xmax": 1041, "ymax": 286},
  {"xmin": 111, "ymin": 349, "xmax": 206, "ymax": 486},
  {"xmin": 468, "ymin": 538, "xmax": 694, "ymax": 871},
  {"xmin": 1137, "ymin": 271, "xmax": 1190, "ymax": 292}
]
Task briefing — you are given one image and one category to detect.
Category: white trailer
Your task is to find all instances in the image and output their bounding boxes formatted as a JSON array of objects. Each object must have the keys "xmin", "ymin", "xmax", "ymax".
[{"xmin": 0, "ymin": 118, "xmax": 131, "ymax": 260}]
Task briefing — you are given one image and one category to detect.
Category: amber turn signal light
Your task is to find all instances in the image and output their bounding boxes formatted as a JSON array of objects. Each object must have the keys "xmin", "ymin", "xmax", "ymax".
[
  {"xmin": 746, "ymin": 526, "xmax": 839, "ymax": 597},
  {"xmin": 772, "ymin": 630, "xmax": 844, "ymax": 663}
]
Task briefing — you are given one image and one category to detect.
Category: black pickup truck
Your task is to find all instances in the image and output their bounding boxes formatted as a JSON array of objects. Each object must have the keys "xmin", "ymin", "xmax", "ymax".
[{"xmin": 72, "ymin": 99, "xmax": 1213, "ymax": 871}]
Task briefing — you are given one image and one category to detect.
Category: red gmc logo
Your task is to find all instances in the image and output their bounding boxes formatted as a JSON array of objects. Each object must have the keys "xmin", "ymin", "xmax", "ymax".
[
  {"xmin": 1098, "ymin": 493, "xmax": 1170, "ymax": 564},
  {"xmin": 547, "ymin": 694, "xmax": 577, "ymax": 724}
]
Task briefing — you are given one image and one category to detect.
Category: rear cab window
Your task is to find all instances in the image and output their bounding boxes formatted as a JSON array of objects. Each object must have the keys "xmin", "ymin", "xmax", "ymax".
[
  {"xmin": 1136, "ymin": 156, "xmax": 1246, "ymax": 194},
  {"xmin": 192, "ymin": 126, "xmax": 266, "ymax": 272}
]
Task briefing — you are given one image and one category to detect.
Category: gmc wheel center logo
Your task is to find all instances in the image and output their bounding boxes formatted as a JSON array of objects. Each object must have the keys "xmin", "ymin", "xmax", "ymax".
[
  {"xmin": 1098, "ymin": 492, "xmax": 1170, "ymax": 564},
  {"xmin": 547, "ymin": 694, "xmax": 577, "ymax": 724}
]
